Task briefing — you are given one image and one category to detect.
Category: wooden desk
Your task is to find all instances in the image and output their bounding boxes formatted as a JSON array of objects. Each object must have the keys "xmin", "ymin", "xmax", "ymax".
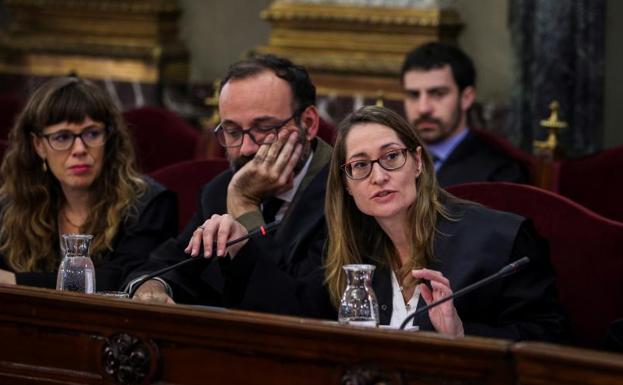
[
  {"xmin": 0, "ymin": 285, "xmax": 513, "ymax": 385},
  {"xmin": 0, "ymin": 285, "xmax": 622, "ymax": 385},
  {"xmin": 513, "ymin": 342, "xmax": 623, "ymax": 385}
]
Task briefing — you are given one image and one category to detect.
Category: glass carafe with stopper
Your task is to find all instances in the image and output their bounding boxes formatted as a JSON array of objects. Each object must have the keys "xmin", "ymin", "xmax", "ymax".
[
  {"xmin": 338, "ymin": 264, "xmax": 379, "ymax": 327},
  {"xmin": 56, "ymin": 234, "xmax": 95, "ymax": 293}
]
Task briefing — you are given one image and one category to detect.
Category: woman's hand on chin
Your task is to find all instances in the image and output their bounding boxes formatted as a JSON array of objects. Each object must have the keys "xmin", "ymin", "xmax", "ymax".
[{"xmin": 412, "ymin": 268, "xmax": 465, "ymax": 337}]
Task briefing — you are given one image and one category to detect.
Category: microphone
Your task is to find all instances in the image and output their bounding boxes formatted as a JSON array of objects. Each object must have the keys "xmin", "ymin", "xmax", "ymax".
[
  {"xmin": 127, "ymin": 220, "xmax": 281, "ymax": 297},
  {"xmin": 399, "ymin": 256, "xmax": 530, "ymax": 330}
]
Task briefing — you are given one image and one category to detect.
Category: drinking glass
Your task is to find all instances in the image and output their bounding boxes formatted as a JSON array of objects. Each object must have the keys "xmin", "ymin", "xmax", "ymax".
[
  {"xmin": 56, "ymin": 234, "xmax": 95, "ymax": 293},
  {"xmin": 338, "ymin": 264, "xmax": 379, "ymax": 327}
]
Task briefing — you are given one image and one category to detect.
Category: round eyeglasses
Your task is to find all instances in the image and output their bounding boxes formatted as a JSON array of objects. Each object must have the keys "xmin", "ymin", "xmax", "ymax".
[
  {"xmin": 39, "ymin": 127, "xmax": 109, "ymax": 151},
  {"xmin": 341, "ymin": 148, "xmax": 412, "ymax": 180},
  {"xmin": 213, "ymin": 112, "xmax": 298, "ymax": 148}
]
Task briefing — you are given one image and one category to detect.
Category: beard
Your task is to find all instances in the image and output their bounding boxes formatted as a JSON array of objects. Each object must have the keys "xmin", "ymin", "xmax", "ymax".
[
  {"xmin": 231, "ymin": 153, "xmax": 254, "ymax": 172},
  {"xmin": 412, "ymin": 104, "xmax": 463, "ymax": 145}
]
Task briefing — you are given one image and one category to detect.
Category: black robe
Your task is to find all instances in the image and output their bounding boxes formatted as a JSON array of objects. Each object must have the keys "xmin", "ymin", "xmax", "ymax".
[
  {"xmin": 126, "ymin": 139, "xmax": 334, "ymax": 317},
  {"xmin": 373, "ymin": 202, "xmax": 567, "ymax": 342},
  {"xmin": 0, "ymin": 177, "xmax": 177, "ymax": 291}
]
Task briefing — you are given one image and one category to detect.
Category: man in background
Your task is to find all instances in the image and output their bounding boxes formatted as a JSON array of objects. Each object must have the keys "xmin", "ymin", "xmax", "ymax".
[{"xmin": 401, "ymin": 42, "xmax": 528, "ymax": 187}]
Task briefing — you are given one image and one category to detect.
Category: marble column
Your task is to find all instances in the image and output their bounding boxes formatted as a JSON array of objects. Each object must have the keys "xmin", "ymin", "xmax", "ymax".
[{"xmin": 509, "ymin": 0, "xmax": 605, "ymax": 157}]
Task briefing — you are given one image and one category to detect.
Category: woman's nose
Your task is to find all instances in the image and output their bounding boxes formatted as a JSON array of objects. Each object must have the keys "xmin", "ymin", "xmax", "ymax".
[
  {"xmin": 369, "ymin": 162, "xmax": 389, "ymax": 184},
  {"xmin": 70, "ymin": 136, "xmax": 88, "ymax": 154}
]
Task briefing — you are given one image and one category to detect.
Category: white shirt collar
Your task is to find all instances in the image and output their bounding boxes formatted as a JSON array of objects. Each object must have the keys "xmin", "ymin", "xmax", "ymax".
[
  {"xmin": 276, "ymin": 150, "xmax": 313, "ymax": 204},
  {"xmin": 389, "ymin": 270, "xmax": 420, "ymax": 330}
]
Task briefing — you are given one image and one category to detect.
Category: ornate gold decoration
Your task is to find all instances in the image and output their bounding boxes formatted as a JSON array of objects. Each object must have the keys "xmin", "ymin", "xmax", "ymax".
[
  {"xmin": 4, "ymin": 0, "xmax": 178, "ymax": 12},
  {"xmin": 204, "ymin": 81, "xmax": 221, "ymax": 112},
  {"xmin": 534, "ymin": 100, "xmax": 568, "ymax": 155},
  {"xmin": 198, "ymin": 79, "xmax": 224, "ymax": 159},
  {"xmin": 202, "ymin": 79, "xmax": 222, "ymax": 128},
  {"xmin": 256, "ymin": 1, "xmax": 463, "ymax": 97},
  {"xmin": 261, "ymin": 1, "xmax": 462, "ymax": 27},
  {"xmin": 0, "ymin": 0, "xmax": 188, "ymax": 83},
  {"xmin": 375, "ymin": 91, "xmax": 385, "ymax": 107}
]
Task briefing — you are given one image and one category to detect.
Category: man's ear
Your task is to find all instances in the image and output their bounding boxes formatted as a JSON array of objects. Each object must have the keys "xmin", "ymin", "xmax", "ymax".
[
  {"xmin": 460, "ymin": 86, "xmax": 476, "ymax": 112},
  {"xmin": 300, "ymin": 105, "xmax": 319, "ymax": 140}
]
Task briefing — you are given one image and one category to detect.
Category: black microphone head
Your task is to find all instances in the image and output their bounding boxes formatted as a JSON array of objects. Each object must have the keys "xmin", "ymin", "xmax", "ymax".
[{"xmin": 500, "ymin": 256, "xmax": 530, "ymax": 276}]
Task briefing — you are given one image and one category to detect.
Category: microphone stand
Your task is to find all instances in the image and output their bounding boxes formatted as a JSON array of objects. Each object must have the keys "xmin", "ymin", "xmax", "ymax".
[
  {"xmin": 399, "ymin": 256, "xmax": 530, "ymax": 330},
  {"xmin": 127, "ymin": 221, "xmax": 281, "ymax": 297}
]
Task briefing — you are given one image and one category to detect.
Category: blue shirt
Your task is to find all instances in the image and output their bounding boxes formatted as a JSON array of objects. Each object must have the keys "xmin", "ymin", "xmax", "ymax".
[{"xmin": 427, "ymin": 128, "xmax": 469, "ymax": 172}]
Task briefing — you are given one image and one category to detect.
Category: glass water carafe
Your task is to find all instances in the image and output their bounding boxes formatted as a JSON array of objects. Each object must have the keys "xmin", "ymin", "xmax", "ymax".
[
  {"xmin": 338, "ymin": 264, "xmax": 379, "ymax": 327},
  {"xmin": 56, "ymin": 234, "xmax": 95, "ymax": 293}
]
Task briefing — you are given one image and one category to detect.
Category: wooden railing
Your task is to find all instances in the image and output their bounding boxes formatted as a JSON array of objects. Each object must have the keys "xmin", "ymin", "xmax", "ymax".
[{"xmin": 0, "ymin": 285, "xmax": 621, "ymax": 385}]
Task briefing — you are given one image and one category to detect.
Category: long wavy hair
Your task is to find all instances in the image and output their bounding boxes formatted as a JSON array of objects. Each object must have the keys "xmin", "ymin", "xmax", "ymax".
[
  {"xmin": 0, "ymin": 77, "xmax": 146, "ymax": 272},
  {"xmin": 325, "ymin": 105, "xmax": 457, "ymax": 307}
]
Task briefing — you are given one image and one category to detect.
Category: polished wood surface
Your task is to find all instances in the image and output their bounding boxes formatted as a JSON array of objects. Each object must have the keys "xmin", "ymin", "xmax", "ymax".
[
  {"xmin": 513, "ymin": 342, "xmax": 623, "ymax": 385},
  {"xmin": 0, "ymin": 285, "xmax": 621, "ymax": 385},
  {"xmin": 0, "ymin": 285, "xmax": 511, "ymax": 385}
]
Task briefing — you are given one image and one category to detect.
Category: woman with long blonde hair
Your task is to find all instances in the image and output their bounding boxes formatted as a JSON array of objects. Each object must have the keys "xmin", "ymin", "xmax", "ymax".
[
  {"xmin": 325, "ymin": 105, "xmax": 566, "ymax": 341},
  {"xmin": 0, "ymin": 77, "xmax": 177, "ymax": 290}
]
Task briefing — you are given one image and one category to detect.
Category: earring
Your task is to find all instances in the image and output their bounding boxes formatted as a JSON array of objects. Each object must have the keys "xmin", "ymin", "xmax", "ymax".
[{"xmin": 42, "ymin": 160, "xmax": 47, "ymax": 172}]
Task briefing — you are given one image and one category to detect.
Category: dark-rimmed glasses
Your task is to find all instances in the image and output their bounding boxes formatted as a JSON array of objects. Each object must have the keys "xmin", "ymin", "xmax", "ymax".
[
  {"xmin": 341, "ymin": 148, "xmax": 412, "ymax": 180},
  {"xmin": 38, "ymin": 126, "xmax": 109, "ymax": 151},
  {"xmin": 213, "ymin": 112, "xmax": 298, "ymax": 148}
]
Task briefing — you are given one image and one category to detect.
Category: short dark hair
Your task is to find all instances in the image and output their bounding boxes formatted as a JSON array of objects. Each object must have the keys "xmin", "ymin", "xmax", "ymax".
[
  {"xmin": 220, "ymin": 54, "xmax": 316, "ymax": 114},
  {"xmin": 401, "ymin": 42, "xmax": 476, "ymax": 91}
]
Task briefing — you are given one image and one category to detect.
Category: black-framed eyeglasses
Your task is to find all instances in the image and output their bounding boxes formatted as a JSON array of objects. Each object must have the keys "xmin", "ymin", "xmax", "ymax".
[
  {"xmin": 341, "ymin": 148, "xmax": 412, "ymax": 180},
  {"xmin": 213, "ymin": 111, "xmax": 298, "ymax": 148},
  {"xmin": 38, "ymin": 126, "xmax": 109, "ymax": 151}
]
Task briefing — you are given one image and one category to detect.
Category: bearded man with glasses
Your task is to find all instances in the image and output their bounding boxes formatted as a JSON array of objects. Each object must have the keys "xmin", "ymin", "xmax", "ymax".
[{"xmin": 127, "ymin": 55, "xmax": 335, "ymax": 319}]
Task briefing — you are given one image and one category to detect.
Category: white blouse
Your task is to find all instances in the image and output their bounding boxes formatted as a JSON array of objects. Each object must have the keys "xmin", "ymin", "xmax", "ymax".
[{"xmin": 388, "ymin": 270, "xmax": 421, "ymax": 330}]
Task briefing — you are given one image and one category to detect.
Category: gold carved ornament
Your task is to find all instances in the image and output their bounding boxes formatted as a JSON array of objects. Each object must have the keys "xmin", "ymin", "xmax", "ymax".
[{"xmin": 534, "ymin": 100, "xmax": 568, "ymax": 155}]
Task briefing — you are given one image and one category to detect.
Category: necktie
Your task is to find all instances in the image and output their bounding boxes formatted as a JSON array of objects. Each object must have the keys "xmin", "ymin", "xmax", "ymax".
[
  {"xmin": 431, "ymin": 154, "xmax": 442, "ymax": 172},
  {"xmin": 262, "ymin": 198, "xmax": 284, "ymax": 223}
]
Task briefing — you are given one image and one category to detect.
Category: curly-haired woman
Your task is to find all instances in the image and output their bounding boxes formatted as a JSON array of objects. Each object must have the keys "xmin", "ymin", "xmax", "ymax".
[{"xmin": 0, "ymin": 77, "xmax": 177, "ymax": 291}]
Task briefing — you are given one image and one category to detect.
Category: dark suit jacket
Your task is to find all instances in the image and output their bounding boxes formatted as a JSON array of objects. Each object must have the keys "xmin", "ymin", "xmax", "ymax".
[
  {"xmin": 128, "ymin": 139, "xmax": 335, "ymax": 317},
  {"xmin": 437, "ymin": 131, "xmax": 528, "ymax": 187},
  {"xmin": 372, "ymin": 202, "xmax": 567, "ymax": 342},
  {"xmin": 197, "ymin": 195, "xmax": 567, "ymax": 342},
  {"xmin": 0, "ymin": 177, "xmax": 178, "ymax": 291}
]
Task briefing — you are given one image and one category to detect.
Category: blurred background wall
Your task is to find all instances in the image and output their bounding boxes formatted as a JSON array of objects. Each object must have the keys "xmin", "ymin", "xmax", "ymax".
[
  {"xmin": 0, "ymin": 0, "xmax": 620, "ymax": 148},
  {"xmin": 177, "ymin": 0, "xmax": 620, "ymax": 149}
]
